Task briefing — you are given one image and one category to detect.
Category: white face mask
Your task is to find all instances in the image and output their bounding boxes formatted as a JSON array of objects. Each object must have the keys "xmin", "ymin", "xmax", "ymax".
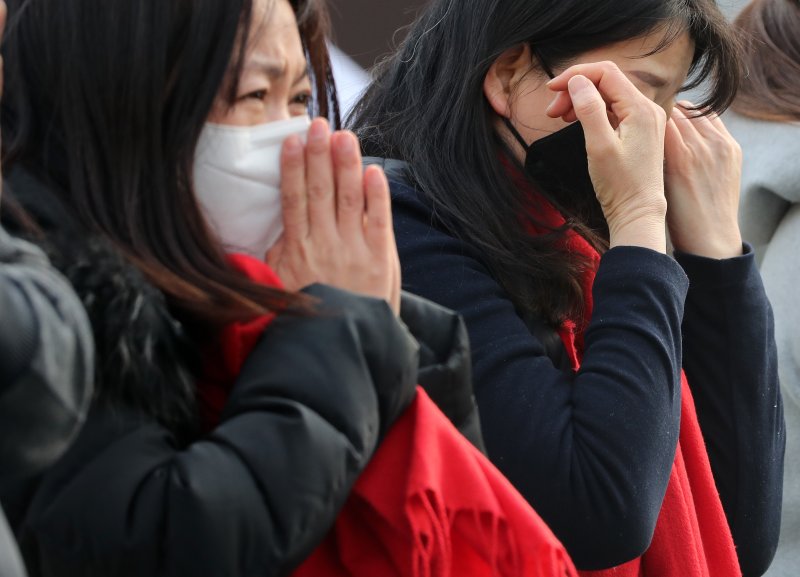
[{"xmin": 193, "ymin": 115, "xmax": 311, "ymax": 259}]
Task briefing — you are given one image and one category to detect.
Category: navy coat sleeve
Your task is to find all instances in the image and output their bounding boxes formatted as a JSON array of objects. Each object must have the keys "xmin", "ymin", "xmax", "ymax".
[
  {"xmin": 676, "ymin": 248, "xmax": 784, "ymax": 577},
  {"xmin": 391, "ymin": 181, "xmax": 689, "ymax": 570},
  {"xmin": 15, "ymin": 285, "xmax": 420, "ymax": 577}
]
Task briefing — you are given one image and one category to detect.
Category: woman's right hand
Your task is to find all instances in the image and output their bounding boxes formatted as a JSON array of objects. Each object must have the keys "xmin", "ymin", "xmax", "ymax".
[
  {"xmin": 545, "ymin": 61, "xmax": 668, "ymax": 253},
  {"xmin": 266, "ymin": 118, "xmax": 402, "ymax": 315}
]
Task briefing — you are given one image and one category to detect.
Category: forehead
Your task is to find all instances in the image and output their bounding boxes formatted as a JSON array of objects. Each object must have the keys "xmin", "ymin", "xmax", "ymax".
[
  {"xmin": 247, "ymin": 0, "xmax": 304, "ymax": 64},
  {"xmin": 581, "ymin": 28, "xmax": 695, "ymax": 82}
]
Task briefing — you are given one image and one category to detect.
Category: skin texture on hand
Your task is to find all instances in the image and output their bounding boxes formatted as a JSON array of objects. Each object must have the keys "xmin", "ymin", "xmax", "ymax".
[
  {"xmin": 664, "ymin": 102, "xmax": 743, "ymax": 259},
  {"xmin": 266, "ymin": 118, "xmax": 402, "ymax": 314},
  {"xmin": 546, "ymin": 62, "xmax": 669, "ymax": 254}
]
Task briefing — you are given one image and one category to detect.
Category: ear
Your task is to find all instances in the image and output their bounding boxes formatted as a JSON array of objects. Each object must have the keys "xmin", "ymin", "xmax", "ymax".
[{"xmin": 483, "ymin": 44, "xmax": 534, "ymax": 119}]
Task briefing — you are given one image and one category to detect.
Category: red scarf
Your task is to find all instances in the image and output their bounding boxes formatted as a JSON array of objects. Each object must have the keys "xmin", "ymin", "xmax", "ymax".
[
  {"xmin": 198, "ymin": 254, "xmax": 578, "ymax": 577},
  {"xmin": 519, "ymin": 184, "xmax": 741, "ymax": 577}
]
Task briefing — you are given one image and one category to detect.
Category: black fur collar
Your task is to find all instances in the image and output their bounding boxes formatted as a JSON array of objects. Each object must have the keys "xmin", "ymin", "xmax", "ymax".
[{"xmin": 2, "ymin": 168, "xmax": 199, "ymax": 438}]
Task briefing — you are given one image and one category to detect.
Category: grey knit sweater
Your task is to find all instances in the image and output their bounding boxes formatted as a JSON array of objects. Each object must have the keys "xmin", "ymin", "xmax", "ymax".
[{"xmin": 727, "ymin": 111, "xmax": 800, "ymax": 577}]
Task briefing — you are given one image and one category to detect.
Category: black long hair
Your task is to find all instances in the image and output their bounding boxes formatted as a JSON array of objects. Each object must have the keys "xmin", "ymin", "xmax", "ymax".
[
  {"xmin": 1, "ymin": 0, "xmax": 338, "ymax": 330},
  {"xmin": 350, "ymin": 0, "xmax": 739, "ymax": 327}
]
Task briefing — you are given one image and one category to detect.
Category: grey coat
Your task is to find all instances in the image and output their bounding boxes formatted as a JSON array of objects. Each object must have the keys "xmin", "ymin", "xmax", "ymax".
[
  {"xmin": 727, "ymin": 112, "xmax": 800, "ymax": 577},
  {"xmin": 0, "ymin": 226, "xmax": 94, "ymax": 577}
]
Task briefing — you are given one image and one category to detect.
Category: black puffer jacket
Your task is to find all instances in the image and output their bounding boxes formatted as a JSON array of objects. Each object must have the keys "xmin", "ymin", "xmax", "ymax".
[{"xmin": 0, "ymin": 169, "xmax": 482, "ymax": 577}]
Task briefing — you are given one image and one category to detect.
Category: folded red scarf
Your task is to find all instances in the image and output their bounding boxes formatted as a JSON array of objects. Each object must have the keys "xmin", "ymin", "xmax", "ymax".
[
  {"xmin": 198, "ymin": 254, "xmax": 578, "ymax": 577},
  {"xmin": 519, "ymin": 183, "xmax": 741, "ymax": 577}
]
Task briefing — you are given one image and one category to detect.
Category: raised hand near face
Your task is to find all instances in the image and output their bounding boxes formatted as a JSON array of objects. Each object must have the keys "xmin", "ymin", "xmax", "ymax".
[
  {"xmin": 546, "ymin": 61, "xmax": 669, "ymax": 254},
  {"xmin": 664, "ymin": 102, "xmax": 743, "ymax": 259},
  {"xmin": 267, "ymin": 118, "xmax": 401, "ymax": 314}
]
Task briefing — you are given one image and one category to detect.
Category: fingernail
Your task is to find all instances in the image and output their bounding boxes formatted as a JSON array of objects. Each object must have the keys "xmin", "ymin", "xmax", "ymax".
[
  {"xmin": 545, "ymin": 95, "xmax": 559, "ymax": 115},
  {"xmin": 308, "ymin": 119, "xmax": 328, "ymax": 143},
  {"xmin": 568, "ymin": 75, "xmax": 592, "ymax": 93},
  {"xmin": 337, "ymin": 131, "xmax": 354, "ymax": 153},
  {"xmin": 283, "ymin": 135, "xmax": 302, "ymax": 154}
]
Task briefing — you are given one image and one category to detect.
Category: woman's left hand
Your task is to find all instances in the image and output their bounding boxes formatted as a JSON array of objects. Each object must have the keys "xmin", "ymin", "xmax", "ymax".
[{"xmin": 663, "ymin": 102, "xmax": 743, "ymax": 259}]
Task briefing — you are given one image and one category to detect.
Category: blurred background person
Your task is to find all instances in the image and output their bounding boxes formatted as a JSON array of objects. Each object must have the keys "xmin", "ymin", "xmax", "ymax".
[
  {"xmin": 0, "ymin": 224, "xmax": 94, "ymax": 577},
  {"xmin": 1, "ymin": 6, "xmax": 95, "ymax": 575},
  {"xmin": 726, "ymin": 1, "xmax": 800, "ymax": 575}
]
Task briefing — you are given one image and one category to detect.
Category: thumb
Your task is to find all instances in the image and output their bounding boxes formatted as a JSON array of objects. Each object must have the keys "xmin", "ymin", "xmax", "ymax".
[{"xmin": 568, "ymin": 75, "xmax": 616, "ymax": 153}]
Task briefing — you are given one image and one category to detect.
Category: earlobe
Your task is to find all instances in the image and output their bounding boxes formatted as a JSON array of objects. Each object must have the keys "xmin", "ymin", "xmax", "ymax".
[{"xmin": 483, "ymin": 44, "xmax": 534, "ymax": 119}]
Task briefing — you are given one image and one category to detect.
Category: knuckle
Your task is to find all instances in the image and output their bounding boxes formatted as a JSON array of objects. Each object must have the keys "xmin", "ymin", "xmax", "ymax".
[
  {"xmin": 338, "ymin": 188, "xmax": 363, "ymax": 211},
  {"xmin": 651, "ymin": 104, "xmax": 668, "ymax": 126},
  {"xmin": 369, "ymin": 212, "xmax": 391, "ymax": 231},
  {"xmin": 280, "ymin": 189, "xmax": 304, "ymax": 210},
  {"xmin": 601, "ymin": 60, "xmax": 623, "ymax": 75},
  {"xmin": 307, "ymin": 182, "xmax": 330, "ymax": 201}
]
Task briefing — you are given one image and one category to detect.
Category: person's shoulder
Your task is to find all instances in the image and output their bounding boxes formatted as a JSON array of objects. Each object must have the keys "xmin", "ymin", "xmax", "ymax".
[
  {"xmin": 363, "ymin": 156, "xmax": 448, "ymax": 241},
  {"xmin": 725, "ymin": 111, "xmax": 800, "ymax": 202},
  {"xmin": 725, "ymin": 111, "xmax": 800, "ymax": 152}
]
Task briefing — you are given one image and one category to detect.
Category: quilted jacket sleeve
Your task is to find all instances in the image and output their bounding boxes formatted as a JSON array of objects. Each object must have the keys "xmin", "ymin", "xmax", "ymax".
[{"xmin": 16, "ymin": 286, "xmax": 419, "ymax": 577}]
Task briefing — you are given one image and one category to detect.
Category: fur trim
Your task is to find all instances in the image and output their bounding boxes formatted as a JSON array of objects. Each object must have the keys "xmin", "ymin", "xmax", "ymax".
[{"xmin": 2, "ymin": 170, "xmax": 199, "ymax": 438}]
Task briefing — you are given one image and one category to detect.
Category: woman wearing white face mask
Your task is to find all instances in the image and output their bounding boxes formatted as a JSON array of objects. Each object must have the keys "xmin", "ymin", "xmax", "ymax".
[{"xmin": 0, "ymin": 1, "xmax": 479, "ymax": 576}]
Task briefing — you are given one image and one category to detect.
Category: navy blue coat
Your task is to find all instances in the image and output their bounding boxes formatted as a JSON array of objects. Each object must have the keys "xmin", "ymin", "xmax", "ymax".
[{"xmin": 381, "ymin": 162, "xmax": 783, "ymax": 576}]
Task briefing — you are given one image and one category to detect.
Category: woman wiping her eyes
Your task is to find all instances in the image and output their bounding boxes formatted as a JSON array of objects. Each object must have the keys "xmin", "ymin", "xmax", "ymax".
[{"xmin": 351, "ymin": 0, "xmax": 784, "ymax": 575}]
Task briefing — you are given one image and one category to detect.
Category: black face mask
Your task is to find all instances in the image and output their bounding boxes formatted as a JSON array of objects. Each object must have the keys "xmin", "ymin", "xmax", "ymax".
[{"xmin": 504, "ymin": 118, "xmax": 595, "ymax": 208}]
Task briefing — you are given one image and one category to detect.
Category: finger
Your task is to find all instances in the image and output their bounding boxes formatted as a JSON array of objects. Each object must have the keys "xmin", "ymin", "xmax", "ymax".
[
  {"xmin": 669, "ymin": 105, "xmax": 701, "ymax": 141},
  {"xmin": 544, "ymin": 90, "xmax": 574, "ymax": 119},
  {"xmin": 566, "ymin": 75, "xmax": 616, "ymax": 152},
  {"xmin": 363, "ymin": 165, "xmax": 394, "ymax": 255},
  {"xmin": 390, "ymin": 246, "xmax": 402, "ymax": 315},
  {"xmin": 305, "ymin": 118, "xmax": 338, "ymax": 238},
  {"xmin": 547, "ymin": 61, "xmax": 648, "ymax": 119},
  {"xmin": 547, "ymin": 90, "xmax": 616, "ymax": 126},
  {"xmin": 663, "ymin": 116, "xmax": 686, "ymax": 173},
  {"xmin": 705, "ymin": 111, "xmax": 732, "ymax": 135},
  {"xmin": 676, "ymin": 101, "xmax": 718, "ymax": 140},
  {"xmin": 279, "ymin": 135, "xmax": 309, "ymax": 242},
  {"xmin": 331, "ymin": 131, "xmax": 366, "ymax": 241}
]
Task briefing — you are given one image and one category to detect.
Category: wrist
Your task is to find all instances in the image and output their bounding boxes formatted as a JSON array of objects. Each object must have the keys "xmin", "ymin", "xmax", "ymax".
[
  {"xmin": 671, "ymin": 230, "xmax": 743, "ymax": 259},
  {"xmin": 607, "ymin": 204, "xmax": 668, "ymax": 254}
]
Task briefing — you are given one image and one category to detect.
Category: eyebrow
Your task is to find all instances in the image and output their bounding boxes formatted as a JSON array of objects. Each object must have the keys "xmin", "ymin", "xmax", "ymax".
[
  {"xmin": 245, "ymin": 55, "xmax": 310, "ymax": 85},
  {"xmin": 628, "ymin": 70, "xmax": 670, "ymax": 89}
]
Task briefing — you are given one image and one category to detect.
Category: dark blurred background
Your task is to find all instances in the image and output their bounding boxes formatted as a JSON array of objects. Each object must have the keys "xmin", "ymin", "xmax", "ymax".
[
  {"xmin": 329, "ymin": 0, "xmax": 748, "ymax": 71},
  {"xmin": 327, "ymin": 0, "xmax": 749, "ymax": 114},
  {"xmin": 329, "ymin": 0, "xmax": 430, "ymax": 70}
]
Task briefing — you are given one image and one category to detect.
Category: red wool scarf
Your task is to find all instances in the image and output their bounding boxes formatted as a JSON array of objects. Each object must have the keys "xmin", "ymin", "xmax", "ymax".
[
  {"xmin": 519, "ymin": 184, "xmax": 742, "ymax": 577},
  {"xmin": 197, "ymin": 254, "xmax": 578, "ymax": 577}
]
